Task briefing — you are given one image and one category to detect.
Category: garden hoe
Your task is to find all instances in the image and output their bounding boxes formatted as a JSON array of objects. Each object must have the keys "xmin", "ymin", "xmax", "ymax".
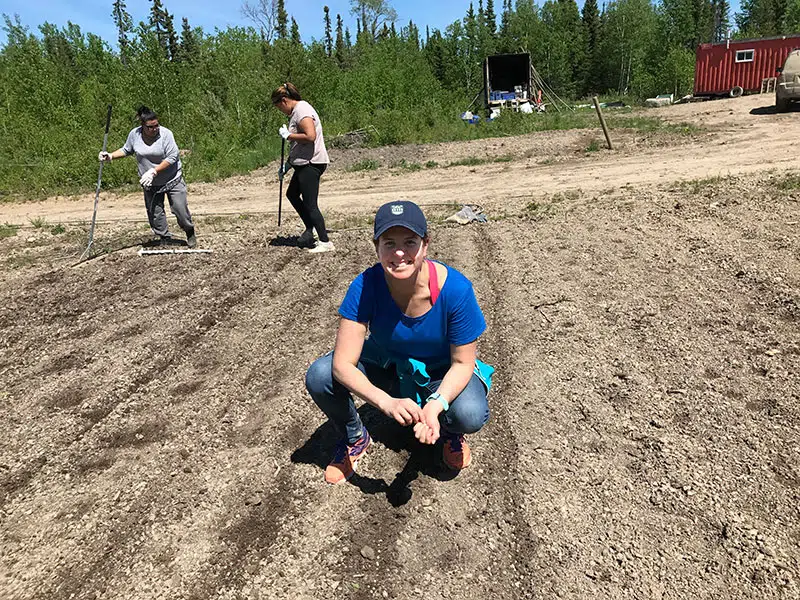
[{"xmin": 78, "ymin": 104, "xmax": 112, "ymax": 263}]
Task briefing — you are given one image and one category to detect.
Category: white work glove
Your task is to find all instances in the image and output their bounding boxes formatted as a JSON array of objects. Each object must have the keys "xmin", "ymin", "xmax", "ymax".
[
  {"xmin": 139, "ymin": 167, "xmax": 157, "ymax": 188},
  {"xmin": 98, "ymin": 151, "xmax": 112, "ymax": 162},
  {"xmin": 278, "ymin": 125, "xmax": 291, "ymax": 140}
]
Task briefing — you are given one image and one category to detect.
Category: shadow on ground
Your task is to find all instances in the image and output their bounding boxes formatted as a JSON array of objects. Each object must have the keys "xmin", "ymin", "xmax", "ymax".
[
  {"xmin": 141, "ymin": 236, "xmax": 189, "ymax": 248},
  {"xmin": 291, "ymin": 405, "xmax": 458, "ymax": 507},
  {"xmin": 750, "ymin": 103, "xmax": 800, "ymax": 115},
  {"xmin": 269, "ymin": 235, "xmax": 304, "ymax": 248}
]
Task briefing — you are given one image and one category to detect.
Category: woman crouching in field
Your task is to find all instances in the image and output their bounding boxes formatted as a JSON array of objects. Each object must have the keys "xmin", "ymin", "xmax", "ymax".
[
  {"xmin": 98, "ymin": 106, "xmax": 197, "ymax": 248},
  {"xmin": 305, "ymin": 201, "xmax": 493, "ymax": 484}
]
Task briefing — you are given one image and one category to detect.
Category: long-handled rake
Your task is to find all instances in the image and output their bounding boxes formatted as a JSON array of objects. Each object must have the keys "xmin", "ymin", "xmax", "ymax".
[
  {"xmin": 79, "ymin": 104, "xmax": 112, "ymax": 262},
  {"xmin": 278, "ymin": 138, "xmax": 285, "ymax": 227}
]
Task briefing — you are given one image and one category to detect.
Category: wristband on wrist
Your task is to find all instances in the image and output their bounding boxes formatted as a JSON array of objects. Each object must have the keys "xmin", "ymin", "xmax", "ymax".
[{"xmin": 427, "ymin": 391, "xmax": 449, "ymax": 412}]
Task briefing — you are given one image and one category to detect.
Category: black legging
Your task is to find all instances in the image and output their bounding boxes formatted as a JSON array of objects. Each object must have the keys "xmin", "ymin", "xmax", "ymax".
[{"xmin": 286, "ymin": 163, "xmax": 328, "ymax": 242}]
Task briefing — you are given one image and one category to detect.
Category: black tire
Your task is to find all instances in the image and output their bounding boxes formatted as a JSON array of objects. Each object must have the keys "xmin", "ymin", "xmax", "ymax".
[{"xmin": 729, "ymin": 86, "xmax": 744, "ymax": 98}]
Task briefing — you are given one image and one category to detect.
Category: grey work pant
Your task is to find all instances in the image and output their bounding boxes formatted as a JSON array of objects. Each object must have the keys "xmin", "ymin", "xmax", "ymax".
[{"xmin": 143, "ymin": 179, "xmax": 194, "ymax": 237}]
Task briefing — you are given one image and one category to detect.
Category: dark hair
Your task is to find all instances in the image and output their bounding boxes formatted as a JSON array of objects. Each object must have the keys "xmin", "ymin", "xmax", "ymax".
[
  {"xmin": 271, "ymin": 82, "xmax": 302, "ymax": 105},
  {"xmin": 136, "ymin": 105, "xmax": 158, "ymax": 123}
]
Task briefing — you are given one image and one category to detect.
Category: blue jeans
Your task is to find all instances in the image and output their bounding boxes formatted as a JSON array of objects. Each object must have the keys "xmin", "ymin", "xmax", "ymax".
[{"xmin": 305, "ymin": 353, "xmax": 490, "ymax": 444}]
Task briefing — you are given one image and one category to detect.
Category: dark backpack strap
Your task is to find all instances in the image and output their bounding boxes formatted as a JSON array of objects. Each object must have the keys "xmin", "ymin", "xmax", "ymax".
[{"xmin": 428, "ymin": 259, "xmax": 440, "ymax": 305}]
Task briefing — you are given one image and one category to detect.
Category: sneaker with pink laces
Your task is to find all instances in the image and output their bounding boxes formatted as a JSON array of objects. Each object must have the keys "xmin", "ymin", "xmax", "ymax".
[
  {"xmin": 442, "ymin": 433, "xmax": 472, "ymax": 470},
  {"xmin": 324, "ymin": 429, "xmax": 372, "ymax": 485}
]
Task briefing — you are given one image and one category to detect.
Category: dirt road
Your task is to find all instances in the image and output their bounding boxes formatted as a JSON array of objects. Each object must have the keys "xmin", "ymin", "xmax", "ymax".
[
  {"xmin": 0, "ymin": 95, "xmax": 798, "ymax": 600},
  {"xmin": 1, "ymin": 94, "xmax": 796, "ymax": 228}
]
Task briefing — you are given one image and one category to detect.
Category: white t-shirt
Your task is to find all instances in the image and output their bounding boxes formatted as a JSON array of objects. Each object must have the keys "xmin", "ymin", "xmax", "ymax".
[{"xmin": 288, "ymin": 101, "xmax": 329, "ymax": 166}]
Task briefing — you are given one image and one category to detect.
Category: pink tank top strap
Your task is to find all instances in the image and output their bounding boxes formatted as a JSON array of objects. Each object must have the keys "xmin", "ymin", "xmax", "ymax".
[{"xmin": 427, "ymin": 259, "xmax": 440, "ymax": 305}]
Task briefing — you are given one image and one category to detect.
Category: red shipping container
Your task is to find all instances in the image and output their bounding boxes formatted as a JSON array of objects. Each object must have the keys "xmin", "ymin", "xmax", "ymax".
[{"xmin": 694, "ymin": 35, "xmax": 800, "ymax": 96}]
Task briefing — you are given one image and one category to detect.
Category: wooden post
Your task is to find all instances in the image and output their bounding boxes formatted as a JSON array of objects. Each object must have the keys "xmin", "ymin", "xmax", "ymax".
[{"xmin": 592, "ymin": 96, "xmax": 613, "ymax": 150}]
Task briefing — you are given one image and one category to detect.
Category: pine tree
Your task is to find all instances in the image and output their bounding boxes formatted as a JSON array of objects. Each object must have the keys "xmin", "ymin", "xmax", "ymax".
[
  {"xmin": 486, "ymin": 0, "xmax": 497, "ymax": 36},
  {"xmin": 711, "ymin": 0, "xmax": 730, "ymax": 41},
  {"xmin": 582, "ymin": 0, "xmax": 601, "ymax": 94},
  {"xmin": 179, "ymin": 17, "xmax": 198, "ymax": 62},
  {"xmin": 148, "ymin": 0, "xmax": 170, "ymax": 57},
  {"xmin": 736, "ymin": 0, "xmax": 786, "ymax": 36},
  {"xmin": 345, "ymin": 27, "xmax": 352, "ymax": 47},
  {"xmin": 164, "ymin": 11, "xmax": 179, "ymax": 61},
  {"xmin": 324, "ymin": 6, "xmax": 333, "ymax": 56},
  {"xmin": 499, "ymin": 0, "xmax": 512, "ymax": 49},
  {"xmin": 290, "ymin": 17, "xmax": 301, "ymax": 44},
  {"xmin": 335, "ymin": 14, "xmax": 346, "ymax": 59},
  {"xmin": 277, "ymin": 0, "xmax": 288, "ymax": 39},
  {"xmin": 407, "ymin": 20, "xmax": 419, "ymax": 49},
  {"xmin": 111, "ymin": 0, "xmax": 133, "ymax": 64}
]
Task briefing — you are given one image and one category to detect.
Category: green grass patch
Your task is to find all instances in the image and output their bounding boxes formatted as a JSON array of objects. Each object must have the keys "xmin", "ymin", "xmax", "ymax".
[
  {"xmin": 525, "ymin": 200, "xmax": 557, "ymax": 220},
  {"xmin": 673, "ymin": 175, "xmax": 725, "ymax": 194},
  {"xmin": 391, "ymin": 159, "xmax": 422, "ymax": 171},
  {"xmin": 446, "ymin": 156, "xmax": 487, "ymax": 168},
  {"xmin": 50, "ymin": 223, "xmax": 66, "ymax": 235},
  {"xmin": 347, "ymin": 159, "xmax": 380, "ymax": 172},
  {"xmin": 776, "ymin": 172, "xmax": 800, "ymax": 191},
  {"xmin": 424, "ymin": 160, "xmax": 439, "ymax": 169},
  {"xmin": 29, "ymin": 216, "xmax": 48, "ymax": 229},
  {"xmin": 493, "ymin": 154, "xmax": 516, "ymax": 163},
  {"xmin": 0, "ymin": 223, "xmax": 19, "ymax": 238},
  {"xmin": 586, "ymin": 139, "xmax": 601, "ymax": 152}
]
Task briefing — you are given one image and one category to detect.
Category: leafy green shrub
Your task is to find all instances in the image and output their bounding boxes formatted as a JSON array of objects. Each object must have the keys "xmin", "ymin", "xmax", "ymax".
[
  {"xmin": 447, "ymin": 156, "xmax": 486, "ymax": 167},
  {"xmin": 348, "ymin": 159, "xmax": 380, "ymax": 172},
  {"xmin": 392, "ymin": 159, "xmax": 421, "ymax": 171},
  {"xmin": 0, "ymin": 223, "xmax": 19, "ymax": 238}
]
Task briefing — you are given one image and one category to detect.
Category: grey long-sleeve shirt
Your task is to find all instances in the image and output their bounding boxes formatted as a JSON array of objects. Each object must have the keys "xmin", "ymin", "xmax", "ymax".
[{"xmin": 121, "ymin": 126, "xmax": 182, "ymax": 188}]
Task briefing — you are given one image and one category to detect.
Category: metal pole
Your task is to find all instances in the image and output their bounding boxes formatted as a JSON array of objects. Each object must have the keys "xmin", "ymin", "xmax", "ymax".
[
  {"xmin": 592, "ymin": 96, "xmax": 613, "ymax": 150},
  {"xmin": 80, "ymin": 104, "xmax": 112, "ymax": 261},
  {"xmin": 278, "ymin": 138, "xmax": 285, "ymax": 227}
]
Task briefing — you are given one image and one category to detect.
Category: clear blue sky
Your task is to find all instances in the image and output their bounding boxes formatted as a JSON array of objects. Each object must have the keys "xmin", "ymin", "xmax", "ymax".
[
  {"xmin": 1, "ymin": 0, "xmax": 467, "ymax": 47},
  {"xmin": 1, "ymin": 0, "xmax": 743, "ymax": 48}
]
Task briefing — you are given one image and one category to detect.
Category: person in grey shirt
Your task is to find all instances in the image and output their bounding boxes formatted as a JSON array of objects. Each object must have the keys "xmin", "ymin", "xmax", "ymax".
[
  {"xmin": 99, "ymin": 106, "xmax": 197, "ymax": 248},
  {"xmin": 272, "ymin": 83, "xmax": 332, "ymax": 253}
]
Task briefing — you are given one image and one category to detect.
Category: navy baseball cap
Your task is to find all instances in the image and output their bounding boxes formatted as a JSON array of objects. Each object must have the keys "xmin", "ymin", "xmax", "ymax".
[{"xmin": 373, "ymin": 201, "xmax": 427, "ymax": 240}]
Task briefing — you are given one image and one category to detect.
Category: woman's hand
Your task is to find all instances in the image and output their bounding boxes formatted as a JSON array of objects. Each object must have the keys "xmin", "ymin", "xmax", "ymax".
[
  {"xmin": 414, "ymin": 401, "xmax": 442, "ymax": 445},
  {"xmin": 278, "ymin": 125, "xmax": 291, "ymax": 140},
  {"xmin": 381, "ymin": 397, "xmax": 422, "ymax": 426},
  {"xmin": 98, "ymin": 151, "xmax": 112, "ymax": 162},
  {"xmin": 139, "ymin": 167, "xmax": 157, "ymax": 188}
]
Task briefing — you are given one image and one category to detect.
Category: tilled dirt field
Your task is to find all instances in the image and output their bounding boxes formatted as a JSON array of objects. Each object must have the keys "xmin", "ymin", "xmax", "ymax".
[{"xmin": 1, "ymin": 96, "xmax": 799, "ymax": 600}]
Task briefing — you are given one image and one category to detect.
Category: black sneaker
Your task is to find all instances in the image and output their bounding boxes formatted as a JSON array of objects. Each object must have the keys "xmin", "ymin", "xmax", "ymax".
[{"xmin": 186, "ymin": 229, "xmax": 197, "ymax": 248}]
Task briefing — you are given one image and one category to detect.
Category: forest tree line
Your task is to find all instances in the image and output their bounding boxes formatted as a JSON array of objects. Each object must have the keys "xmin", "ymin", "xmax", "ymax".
[{"xmin": 1, "ymin": 0, "xmax": 797, "ymax": 195}]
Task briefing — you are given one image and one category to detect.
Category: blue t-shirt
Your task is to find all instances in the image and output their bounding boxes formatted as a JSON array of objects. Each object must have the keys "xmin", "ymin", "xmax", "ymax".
[{"xmin": 338, "ymin": 261, "xmax": 487, "ymax": 364}]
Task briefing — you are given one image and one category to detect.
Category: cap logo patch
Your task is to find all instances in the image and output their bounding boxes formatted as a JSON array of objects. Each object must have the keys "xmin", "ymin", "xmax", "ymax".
[{"xmin": 391, "ymin": 205, "xmax": 404, "ymax": 215}]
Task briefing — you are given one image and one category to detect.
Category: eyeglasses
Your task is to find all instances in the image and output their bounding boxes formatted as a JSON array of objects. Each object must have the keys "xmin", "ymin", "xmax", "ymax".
[{"xmin": 143, "ymin": 123, "xmax": 160, "ymax": 130}]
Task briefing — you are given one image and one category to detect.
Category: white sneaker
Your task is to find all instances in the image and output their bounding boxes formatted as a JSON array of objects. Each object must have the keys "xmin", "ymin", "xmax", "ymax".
[{"xmin": 307, "ymin": 241, "xmax": 335, "ymax": 253}]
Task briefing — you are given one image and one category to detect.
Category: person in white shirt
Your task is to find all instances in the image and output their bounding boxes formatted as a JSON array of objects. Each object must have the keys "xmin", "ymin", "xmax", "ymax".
[{"xmin": 272, "ymin": 83, "xmax": 332, "ymax": 253}]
